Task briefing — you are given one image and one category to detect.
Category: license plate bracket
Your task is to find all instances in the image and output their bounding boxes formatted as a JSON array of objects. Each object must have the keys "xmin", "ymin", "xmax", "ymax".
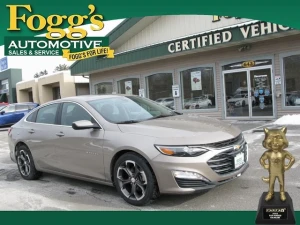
[{"xmin": 233, "ymin": 152, "xmax": 245, "ymax": 169}]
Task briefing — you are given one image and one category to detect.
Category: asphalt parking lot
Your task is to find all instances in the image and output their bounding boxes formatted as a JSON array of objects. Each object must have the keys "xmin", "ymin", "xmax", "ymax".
[{"xmin": 0, "ymin": 122, "xmax": 299, "ymax": 211}]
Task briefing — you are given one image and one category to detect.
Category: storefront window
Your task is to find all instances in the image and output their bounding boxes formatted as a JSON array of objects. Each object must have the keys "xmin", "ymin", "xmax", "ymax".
[
  {"xmin": 180, "ymin": 67, "xmax": 216, "ymax": 110},
  {"xmin": 146, "ymin": 73, "xmax": 174, "ymax": 109},
  {"xmin": 283, "ymin": 54, "xmax": 300, "ymax": 106},
  {"xmin": 117, "ymin": 78, "xmax": 139, "ymax": 95},
  {"xmin": 95, "ymin": 82, "xmax": 113, "ymax": 94},
  {"xmin": 0, "ymin": 79, "xmax": 9, "ymax": 92}
]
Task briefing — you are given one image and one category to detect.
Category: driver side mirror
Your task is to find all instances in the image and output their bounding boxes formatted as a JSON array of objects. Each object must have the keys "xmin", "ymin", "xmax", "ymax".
[
  {"xmin": 0, "ymin": 111, "xmax": 5, "ymax": 115},
  {"xmin": 72, "ymin": 120, "xmax": 100, "ymax": 130}
]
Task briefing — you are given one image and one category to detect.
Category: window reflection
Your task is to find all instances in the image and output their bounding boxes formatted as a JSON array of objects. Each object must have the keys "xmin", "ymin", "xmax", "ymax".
[
  {"xmin": 146, "ymin": 73, "xmax": 174, "ymax": 110},
  {"xmin": 284, "ymin": 55, "xmax": 300, "ymax": 106},
  {"xmin": 180, "ymin": 67, "xmax": 216, "ymax": 110}
]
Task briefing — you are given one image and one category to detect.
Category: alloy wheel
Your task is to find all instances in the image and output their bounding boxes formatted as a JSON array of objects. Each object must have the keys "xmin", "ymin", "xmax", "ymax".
[
  {"xmin": 117, "ymin": 160, "xmax": 148, "ymax": 201},
  {"xmin": 17, "ymin": 150, "xmax": 31, "ymax": 176}
]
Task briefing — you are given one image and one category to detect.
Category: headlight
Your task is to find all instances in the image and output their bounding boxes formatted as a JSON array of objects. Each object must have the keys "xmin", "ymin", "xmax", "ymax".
[{"xmin": 155, "ymin": 145, "xmax": 208, "ymax": 157}]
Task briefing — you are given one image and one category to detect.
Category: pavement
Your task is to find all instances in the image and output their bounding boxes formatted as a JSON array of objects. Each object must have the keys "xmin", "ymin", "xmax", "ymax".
[{"xmin": 0, "ymin": 121, "xmax": 299, "ymax": 211}]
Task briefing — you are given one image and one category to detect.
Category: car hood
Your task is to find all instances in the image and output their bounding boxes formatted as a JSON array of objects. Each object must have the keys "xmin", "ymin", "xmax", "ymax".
[{"xmin": 118, "ymin": 115, "xmax": 241, "ymax": 145}]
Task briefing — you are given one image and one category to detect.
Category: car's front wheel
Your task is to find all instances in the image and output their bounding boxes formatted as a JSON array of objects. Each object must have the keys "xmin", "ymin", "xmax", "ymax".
[
  {"xmin": 114, "ymin": 153, "xmax": 159, "ymax": 206},
  {"xmin": 16, "ymin": 145, "xmax": 42, "ymax": 180}
]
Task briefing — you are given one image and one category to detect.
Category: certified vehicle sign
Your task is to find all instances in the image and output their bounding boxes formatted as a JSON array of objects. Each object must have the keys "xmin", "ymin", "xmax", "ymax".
[{"xmin": 234, "ymin": 152, "xmax": 245, "ymax": 169}]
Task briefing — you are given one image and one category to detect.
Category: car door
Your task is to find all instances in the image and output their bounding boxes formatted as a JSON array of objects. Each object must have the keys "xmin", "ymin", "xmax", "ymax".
[
  {"xmin": 53, "ymin": 102, "xmax": 105, "ymax": 181},
  {"xmin": 24, "ymin": 103, "xmax": 64, "ymax": 171},
  {"xmin": 0, "ymin": 105, "xmax": 16, "ymax": 125},
  {"xmin": 14, "ymin": 104, "xmax": 30, "ymax": 123}
]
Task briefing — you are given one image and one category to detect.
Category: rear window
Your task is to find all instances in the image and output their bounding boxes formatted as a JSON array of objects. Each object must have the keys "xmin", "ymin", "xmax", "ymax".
[
  {"xmin": 16, "ymin": 105, "xmax": 29, "ymax": 111},
  {"xmin": 28, "ymin": 104, "xmax": 38, "ymax": 110}
]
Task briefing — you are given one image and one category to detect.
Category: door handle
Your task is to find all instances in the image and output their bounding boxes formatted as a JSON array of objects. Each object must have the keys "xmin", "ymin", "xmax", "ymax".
[
  {"xmin": 56, "ymin": 132, "xmax": 65, "ymax": 137},
  {"xmin": 28, "ymin": 129, "xmax": 35, "ymax": 134}
]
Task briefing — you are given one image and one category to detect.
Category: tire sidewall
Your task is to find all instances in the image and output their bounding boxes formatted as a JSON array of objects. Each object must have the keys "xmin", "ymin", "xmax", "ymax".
[
  {"xmin": 16, "ymin": 145, "xmax": 39, "ymax": 180},
  {"xmin": 113, "ymin": 153, "xmax": 155, "ymax": 206}
]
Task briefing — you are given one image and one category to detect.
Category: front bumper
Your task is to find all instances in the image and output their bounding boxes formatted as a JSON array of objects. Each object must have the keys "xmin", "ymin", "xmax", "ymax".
[{"xmin": 151, "ymin": 136, "xmax": 249, "ymax": 194}]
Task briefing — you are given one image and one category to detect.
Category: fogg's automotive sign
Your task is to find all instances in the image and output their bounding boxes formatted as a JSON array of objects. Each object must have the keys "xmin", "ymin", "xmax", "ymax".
[
  {"xmin": 167, "ymin": 22, "xmax": 291, "ymax": 54},
  {"xmin": 5, "ymin": 4, "xmax": 114, "ymax": 61}
]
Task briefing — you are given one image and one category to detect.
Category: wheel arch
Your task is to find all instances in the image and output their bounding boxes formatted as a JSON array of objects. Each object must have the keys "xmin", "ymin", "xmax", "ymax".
[
  {"xmin": 15, "ymin": 141, "xmax": 29, "ymax": 157},
  {"xmin": 110, "ymin": 149, "xmax": 158, "ymax": 187}
]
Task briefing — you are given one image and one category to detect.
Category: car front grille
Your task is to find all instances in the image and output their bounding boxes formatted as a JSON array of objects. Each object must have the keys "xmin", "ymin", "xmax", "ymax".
[
  {"xmin": 207, "ymin": 141, "xmax": 247, "ymax": 175},
  {"xmin": 202, "ymin": 134, "xmax": 243, "ymax": 149},
  {"xmin": 175, "ymin": 178, "xmax": 211, "ymax": 188}
]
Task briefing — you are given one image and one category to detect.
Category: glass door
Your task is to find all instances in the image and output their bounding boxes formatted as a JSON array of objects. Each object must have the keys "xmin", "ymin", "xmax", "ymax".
[
  {"xmin": 249, "ymin": 67, "xmax": 274, "ymax": 117},
  {"xmin": 224, "ymin": 71, "xmax": 250, "ymax": 118}
]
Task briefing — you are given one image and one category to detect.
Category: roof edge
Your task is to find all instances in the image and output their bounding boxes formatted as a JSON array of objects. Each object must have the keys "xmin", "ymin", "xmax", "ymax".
[{"xmin": 70, "ymin": 17, "xmax": 144, "ymax": 70}]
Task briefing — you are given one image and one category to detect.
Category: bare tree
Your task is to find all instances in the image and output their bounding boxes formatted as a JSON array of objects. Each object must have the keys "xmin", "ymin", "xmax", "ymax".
[
  {"xmin": 54, "ymin": 64, "xmax": 69, "ymax": 72},
  {"xmin": 33, "ymin": 70, "xmax": 48, "ymax": 78}
]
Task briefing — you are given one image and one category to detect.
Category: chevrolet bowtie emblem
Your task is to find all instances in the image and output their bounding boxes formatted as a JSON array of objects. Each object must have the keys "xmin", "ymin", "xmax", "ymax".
[{"xmin": 234, "ymin": 145, "xmax": 241, "ymax": 150}]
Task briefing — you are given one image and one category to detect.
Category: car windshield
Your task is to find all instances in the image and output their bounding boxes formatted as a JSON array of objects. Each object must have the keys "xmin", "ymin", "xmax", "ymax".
[{"xmin": 87, "ymin": 96, "xmax": 176, "ymax": 124}]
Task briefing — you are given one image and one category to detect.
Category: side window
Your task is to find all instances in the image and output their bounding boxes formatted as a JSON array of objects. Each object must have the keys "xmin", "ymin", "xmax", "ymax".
[
  {"xmin": 4, "ymin": 105, "xmax": 15, "ymax": 113},
  {"xmin": 26, "ymin": 110, "xmax": 38, "ymax": 122},
  {"xmin": 36, "ymin": 104, "xmax": 59, "ymax": 124},
  {"xmin": 61, "ymin": 102, "xmax": 93, "ymax": 126},
  {"xmin": 16, "ymin": 105, "xmax": 29, "ymax": 111}
]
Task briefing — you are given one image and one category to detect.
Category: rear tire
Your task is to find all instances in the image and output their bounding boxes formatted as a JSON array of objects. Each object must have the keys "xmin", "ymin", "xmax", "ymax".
[
  {"xmin": 16, "ymin": 145, "xmax": 42, "ymax": 180},
  {"xmin": 113, "ymin": 153, "xmax": 159, "ymax": 206}
]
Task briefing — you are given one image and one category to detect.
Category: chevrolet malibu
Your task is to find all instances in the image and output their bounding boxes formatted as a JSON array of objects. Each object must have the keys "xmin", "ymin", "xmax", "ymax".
[{"xmin": 8, "ymin": 95, "xmax": 249, "ymax": 206}]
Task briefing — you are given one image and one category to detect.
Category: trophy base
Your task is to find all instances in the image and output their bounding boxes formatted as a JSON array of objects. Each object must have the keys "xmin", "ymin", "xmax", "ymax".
[{"xmin": 255, "ymin": 192, "xmax": 296, "ymax": 225}]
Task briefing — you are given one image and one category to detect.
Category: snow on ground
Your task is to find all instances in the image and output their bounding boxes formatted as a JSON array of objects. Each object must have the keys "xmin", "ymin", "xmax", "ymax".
[{"xmin": 273, "ymin": 114, "xmax": 300, "ymax": 125}]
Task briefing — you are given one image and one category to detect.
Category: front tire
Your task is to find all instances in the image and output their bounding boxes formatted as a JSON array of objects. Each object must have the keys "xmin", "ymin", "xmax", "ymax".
[
  {"xmin": 113, "ymin": 153, "xmax": 159, "ymax": 206},
  {"xmin": 16, "ymin": 145, "xmax": 42, "ymax": 180}
]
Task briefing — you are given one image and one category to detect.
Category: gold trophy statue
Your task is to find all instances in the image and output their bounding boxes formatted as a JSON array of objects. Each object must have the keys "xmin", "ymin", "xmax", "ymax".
[{"xmin": 255, "ymin": 127, "xmax": 296, "ymax": 225}]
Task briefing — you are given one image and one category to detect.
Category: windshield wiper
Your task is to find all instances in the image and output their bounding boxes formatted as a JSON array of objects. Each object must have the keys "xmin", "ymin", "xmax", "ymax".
[
  {"xmin": 116, "ymin": 120, "xmax": 140, "ymax": 124},
  {"xmin": 148, "ymin": 114, "xmax": 175, "ymax": 120},
  {"xmin": 173, "ymin": 111, "xmax": 183, "ymax": 115}
]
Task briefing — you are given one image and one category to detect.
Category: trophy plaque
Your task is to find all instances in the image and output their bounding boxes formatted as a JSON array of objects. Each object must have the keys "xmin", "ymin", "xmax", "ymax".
[{"xmin": 255, "ymin": 127, "xmax": 296, "ymax": 225}]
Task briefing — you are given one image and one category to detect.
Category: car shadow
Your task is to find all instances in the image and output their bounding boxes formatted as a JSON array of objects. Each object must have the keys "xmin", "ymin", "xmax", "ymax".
[{"xmin": 25, "ymin": 172, "xmax": 213, "ymax": 210}]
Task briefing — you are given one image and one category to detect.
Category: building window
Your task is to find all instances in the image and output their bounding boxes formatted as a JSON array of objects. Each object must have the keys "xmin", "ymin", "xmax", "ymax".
[
  {"xmin": 146, "ymin": 73, "xmax": 173, "ymax": 108},
  {"xmin": 52, "ymin": 87, "xmax": 61, "ymax": 100},
  {"xmin": 28, "ymin": 91, "xmax": 33, "ymax": 102},
  {"xmin": 283, "ymin": 54, "xmax": 300, "ymax": 107},
  {"xmin": 180, "ymin": 67, "xmax": 216, "ymax": 110},
  {"xmin": 95, "ymin": 82, "xmax": 113, "ymax": 94},
  {"xmin": 0, "ymin": 79, "xmax": 9, "ymax": 91},
  {"xmin": 117, "ymin": 78, "xmax": 139, "ymax": 95}
]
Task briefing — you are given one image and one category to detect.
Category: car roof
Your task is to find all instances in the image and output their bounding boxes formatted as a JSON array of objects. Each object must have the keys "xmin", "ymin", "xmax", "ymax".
[
  {"xmin": 8, "ymin": 102, "xmax": 38, "ymax": 106},
  {"xmin": 50, "ymin": 94, "xmax": 138, "ymax": 103}
]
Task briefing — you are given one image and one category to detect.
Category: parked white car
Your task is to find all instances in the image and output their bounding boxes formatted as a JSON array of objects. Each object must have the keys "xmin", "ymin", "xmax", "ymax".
[
  {"xmin": 155, "ymin": 97, "xmax": 174, "ymax": 109},
  {"xmin": 227, "ymin": 94, "xmax": 255, "ymax": 107},
  {"xmin": 189, "ymin": 96, "xmax": 212, "ymax": 109}
]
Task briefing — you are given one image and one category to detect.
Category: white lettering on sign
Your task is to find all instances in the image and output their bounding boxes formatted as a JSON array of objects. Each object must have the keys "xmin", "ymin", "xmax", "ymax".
[{"xmin": 167, "ymin": 22, "xmax": 291, "ymax": 54}]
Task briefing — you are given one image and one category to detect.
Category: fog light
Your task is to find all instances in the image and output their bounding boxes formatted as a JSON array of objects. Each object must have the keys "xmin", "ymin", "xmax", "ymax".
[{"xmin": 172, "ymin": 170, "xmax": 210, "ymax": 182}]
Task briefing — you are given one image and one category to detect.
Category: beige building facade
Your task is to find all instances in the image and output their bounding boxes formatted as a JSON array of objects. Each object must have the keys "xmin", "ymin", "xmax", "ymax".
[
  {"xmin": 16, "ymin": 71, "xmax": 89, "ymax": 105},
  {"xmin": 70, "ymin": 16, "xmax": 300, "ymax": 120}
]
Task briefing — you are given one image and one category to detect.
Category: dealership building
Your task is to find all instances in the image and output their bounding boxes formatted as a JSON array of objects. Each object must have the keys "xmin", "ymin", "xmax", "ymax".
[
  {"xmin": 0, "ymin": 68, "xmax": 22, "ymax": 103},
  {"xmin": 70, "ymin": 16, "xmax": 300, "ymax": 120},
  {"xmin": 16, "ymin": 71, "xmax": 90, "ymax": 104}
]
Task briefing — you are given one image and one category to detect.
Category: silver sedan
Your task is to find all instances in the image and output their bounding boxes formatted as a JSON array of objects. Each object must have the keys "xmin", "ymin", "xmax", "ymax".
[{"xmin": 8, "ymin": 95, "xmax": 249, "ymax": 206}]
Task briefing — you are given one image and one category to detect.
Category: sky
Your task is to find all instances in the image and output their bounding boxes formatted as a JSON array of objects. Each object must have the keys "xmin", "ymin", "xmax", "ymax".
[{"xmin": 0, "ymin": 18, "xmax": 125, "ymax": 81}]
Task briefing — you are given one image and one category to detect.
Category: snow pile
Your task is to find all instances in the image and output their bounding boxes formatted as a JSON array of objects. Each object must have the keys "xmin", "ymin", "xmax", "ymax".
[{"xmin": 273, "ymin": 114, "xmax": 300, "ymax": 125}]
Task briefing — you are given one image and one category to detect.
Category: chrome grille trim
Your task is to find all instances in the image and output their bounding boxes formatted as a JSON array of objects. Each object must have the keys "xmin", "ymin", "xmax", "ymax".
[{"xmin": 207, "ymin": 139, "xmax": 248, "ymax": 175}]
